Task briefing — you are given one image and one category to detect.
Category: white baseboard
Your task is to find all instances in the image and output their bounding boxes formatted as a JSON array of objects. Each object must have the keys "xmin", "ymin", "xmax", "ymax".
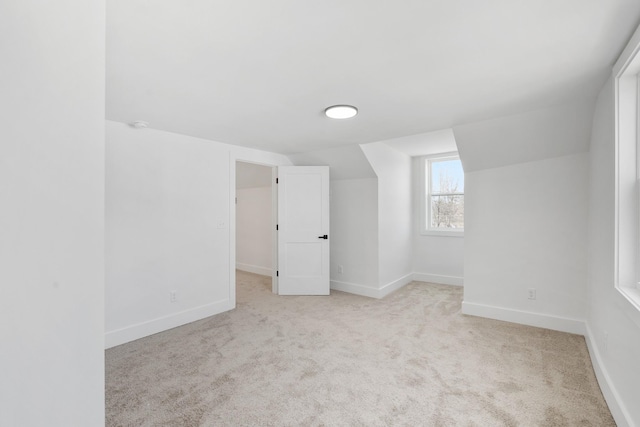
[
  {"xmin": 331, "ymin": 280, "xmax": 380, "ymax": 298},
  {"xmin": 331, "ymin": 273, "xmax": 414, "ymax": 299},
  {"xmin": 461, "ymin": 301, "xmax": 586, "ymax": 335},
  {"xmin": 584, "ymin": 324, "xmax": 633, "ymax": 427},
  {"xmin": 236, "ymin": 263, "xmax": 272, "ymax": 277},
  {"xmin": 413, "ymin": 272, "xmax": 463, "ymax": 286},
  {"xmin": 379, "ymin": 273, "xmax": 414, "ymax": 298},
  {"xmin": 105, "ymin": 299, "xmax": 234, "ymax": 349}
]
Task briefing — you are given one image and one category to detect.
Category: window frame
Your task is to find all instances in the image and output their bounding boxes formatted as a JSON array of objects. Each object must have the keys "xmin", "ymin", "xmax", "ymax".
[
  {"xmin": 421, "ymin": 152, "xmax": 464, "ymax": 237},
  {"xmin": 614, "ymin": 28, "xmax": 640, "ymax": 313}
]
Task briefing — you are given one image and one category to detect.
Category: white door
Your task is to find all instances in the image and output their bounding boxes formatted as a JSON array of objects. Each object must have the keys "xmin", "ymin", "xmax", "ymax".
[{"xmin": 277, "ymin": 166, "xmax": 330, "ymax": 295}]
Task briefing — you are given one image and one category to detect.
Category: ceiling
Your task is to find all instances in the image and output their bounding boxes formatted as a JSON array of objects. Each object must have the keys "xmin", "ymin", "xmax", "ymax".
[{"xmin": 106, "ymin": 1, "xmax": 640, "ymax": 155}]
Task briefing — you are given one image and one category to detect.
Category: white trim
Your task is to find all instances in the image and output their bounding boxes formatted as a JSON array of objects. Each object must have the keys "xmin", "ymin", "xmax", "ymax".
[
  {"xmin": 421, "ymin": 151, "xmax": 461, "ymax": 161},
  {"xmin": 229, "ymin": 152, "xmax": 237, "ymax": 310},
  {"xmin": 413, "ymin": 272, "xmax": 463, "ymax": 286},
  {"xmin": 331, "ymin": 273, "xmax": 414, "ymax": 299},
  {"xmin": 233, "ymin": 156, "xmax": 280, "ymax": 296},
  {"xmin": 379, "ymin": 273, "xmax": 414, "ymax": 298},
  {"xmin": 271, "ymin": 167, "xmax": 278, "ymax": 294},
  {"xmin": 461, "ymin": 301, "xmax": 585, "ymax": 335},
  {"xmin": 614, "ymin": 29, "xmax": 640, "ymax": 316},
  {"xmin": 613, "ymin": 288, "xmax": 640, "ymax": 329},
  {"xmin": 421, "ymin": 152, "xmax": 465, "ymax": 235},
  {"xmin": 460, "ymin": 306, "xmax": 635, "ymax": 425},
  {"xmin": 236, "ymin": 263, "xmax": 272, "ymax": 277},
  {"xmin": 331, "ymin": 273, "xmax": 462, "ymax": 299},
  {"xmin": 331, "ymin": 280, "xmax": 381, "ymax": 298},
  {"xmin": 617, "ymin": 286, "xmax": 640, "ymax": 319},
  {"xmin": 584, "ymin": 324, "xmax": 633, "ymax": 427},
  {"xmin": 105, "ymin": 299, "xmax": 233, "ymax": 349}
]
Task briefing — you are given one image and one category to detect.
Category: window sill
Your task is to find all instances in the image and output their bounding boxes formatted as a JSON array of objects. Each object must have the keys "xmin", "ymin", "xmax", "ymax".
[
  {"xmin": 615, "ymin": 285, "xmax": 640, "ymax": 329},
  {"xmin": 421, "ymin": 230, "xmax": 464, "ymax": 238}
]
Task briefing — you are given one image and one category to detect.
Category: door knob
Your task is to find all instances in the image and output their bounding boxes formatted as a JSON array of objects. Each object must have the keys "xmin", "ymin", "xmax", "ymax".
[{"xmin": 318, "ymin": 235, "xmax": 328, "ymax": 239}]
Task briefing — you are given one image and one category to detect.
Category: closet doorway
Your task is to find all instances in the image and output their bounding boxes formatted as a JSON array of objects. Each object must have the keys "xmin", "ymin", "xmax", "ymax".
[{"xmin": 235, "ymin": 161, "xmax": 277, "ymax": 294}]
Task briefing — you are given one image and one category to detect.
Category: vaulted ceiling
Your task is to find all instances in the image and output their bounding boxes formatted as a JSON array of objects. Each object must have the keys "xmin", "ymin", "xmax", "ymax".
[{"xmin": 106, "ymin": 1, "xmax": 640, "ymax": 154}]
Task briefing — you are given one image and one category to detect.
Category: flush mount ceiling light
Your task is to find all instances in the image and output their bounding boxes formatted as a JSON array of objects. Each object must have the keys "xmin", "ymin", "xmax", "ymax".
[{"xmin": 324, "ymin": 105, "xmax": 358, "ymax": 119}]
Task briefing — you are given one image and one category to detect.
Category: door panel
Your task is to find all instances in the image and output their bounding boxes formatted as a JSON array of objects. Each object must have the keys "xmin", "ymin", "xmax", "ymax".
[{"xmin": 277, "ymin": 166, "xmax": 330, "ymax": 295}]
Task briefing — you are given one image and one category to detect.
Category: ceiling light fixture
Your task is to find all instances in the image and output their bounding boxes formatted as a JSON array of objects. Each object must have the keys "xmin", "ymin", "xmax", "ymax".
[{"xmin": 324, "ymin": 105, "xmax": 358, "ymax": 119}]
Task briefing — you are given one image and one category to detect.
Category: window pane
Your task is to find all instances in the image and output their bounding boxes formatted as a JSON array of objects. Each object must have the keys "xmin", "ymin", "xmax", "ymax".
[
  {"xmin": 431, "ymin": 195, "xmax": 464, "ymax": 229},
  {"xmin": 431, "ymin": 159, "xmax": 464, "ymax": 194}
]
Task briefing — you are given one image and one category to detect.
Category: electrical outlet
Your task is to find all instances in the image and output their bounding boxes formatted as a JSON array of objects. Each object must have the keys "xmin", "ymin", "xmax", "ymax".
[
  {"xmin": 169, "ymin": 291, "xmax": 177, "ymax": 303},
  {"xmin": 527, "ymin": 288, "xmax": 536, "ymax": 300},
  {"xmin": 338, "ymin": 265, "xmax": 344, "ymax": 274},
  {"xmin": 603, "ymin": 330, "xmax": 609, "ymax": 354}
]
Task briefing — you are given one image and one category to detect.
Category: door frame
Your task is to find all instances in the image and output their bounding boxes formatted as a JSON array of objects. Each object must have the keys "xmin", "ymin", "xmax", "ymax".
[{"xmin": 230, "ymin": 156, "xmax": 280, "ymax": 306}]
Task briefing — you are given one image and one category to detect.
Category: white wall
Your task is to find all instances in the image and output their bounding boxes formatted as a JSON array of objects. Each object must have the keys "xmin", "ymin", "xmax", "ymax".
[
  {"xmin": 236, "ymin": 186, "xmax": 272, "ymax": 276},
  {"xmin": 455, "ymin": 101, "xmax": 595, "ymax": 334},
  {"xmin": 289, "ymin": 145, "xmax": 382, "ymax": 296},
  {"xmin": 413, "ymin": 234, "xmax": 464, "ymax": 285},
  {"xmin": 106, "ymin": 121, "xmax": 290, "ymax": 347},
  {"xmin": 0, "ymin": 1, "xmax": 105, "ymax": 426},
  {"xmin": 237, "ymin": 161, "xmax": 273, "ymax": 189},
  {"xmin": 586, "ymin": 76, "xmax": 640, "ymax": 426},
  {"xmin": 361, "ymin": 143, "xmax": 413, "ymax": 293},
  {"xmin": 379, "ymin": 130, "xmax": 465, "ymax": 287},
  {"xmin": 299, "ymin": 142, "xmax": 412, "ymax": 298},
  {"xmin": 462, "ymin": 153, "xmax": 589, "ymax": 333},
  {"xmin": 412, "ymin": 157, "xmax": 464, "ymax": 285},
  {"xmin": 330, "ymin": 179, "xmax": 379, "ymax": 295}
]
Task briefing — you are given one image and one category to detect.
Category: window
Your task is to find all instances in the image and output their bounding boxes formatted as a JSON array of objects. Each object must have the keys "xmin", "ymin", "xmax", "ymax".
[
  {"xmin": 424, "ymin": 154, "xmax": 464, "ymax": 235},
  {"xmin": 614, "ymin": 28, "xmax": 640, "ymax": 311}
]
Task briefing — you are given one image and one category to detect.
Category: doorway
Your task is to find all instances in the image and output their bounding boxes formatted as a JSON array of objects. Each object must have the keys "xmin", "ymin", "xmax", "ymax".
[
  {"xmin": 235, "ymin": 161, "xmax": 277, "ymax": 297},
  {"xmin": 233, "ymin": 161, "xmax": 331, "ymax": 298}
]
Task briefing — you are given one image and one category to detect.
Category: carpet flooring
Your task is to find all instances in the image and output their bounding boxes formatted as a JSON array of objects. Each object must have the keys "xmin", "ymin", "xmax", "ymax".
[{"xmin": 106, "ymin": 271, "xmax": 614, "ymax": 426}]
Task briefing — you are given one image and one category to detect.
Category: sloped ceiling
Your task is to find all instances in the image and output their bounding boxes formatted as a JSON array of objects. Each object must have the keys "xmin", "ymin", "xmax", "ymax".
[
  {"xmin": 381, "ymin": 129, "xmax": 458, "ymax": 157},
  {"xmin": 454, "ymin": 99, "xmax": 595, "ymax": 172},
  {"xmin": 107, "ymin": 1, "xmax": 640, "ymax": 155},
  {"xmin": 288, "ymin": 145, "xmax": 376, "ymax": 180}
]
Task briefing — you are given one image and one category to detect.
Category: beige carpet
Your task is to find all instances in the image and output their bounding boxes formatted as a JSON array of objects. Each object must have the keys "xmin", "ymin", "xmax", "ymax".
[{"xmin": 106, "ymin": 271, "xmax": 614, "ymax": 426}]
